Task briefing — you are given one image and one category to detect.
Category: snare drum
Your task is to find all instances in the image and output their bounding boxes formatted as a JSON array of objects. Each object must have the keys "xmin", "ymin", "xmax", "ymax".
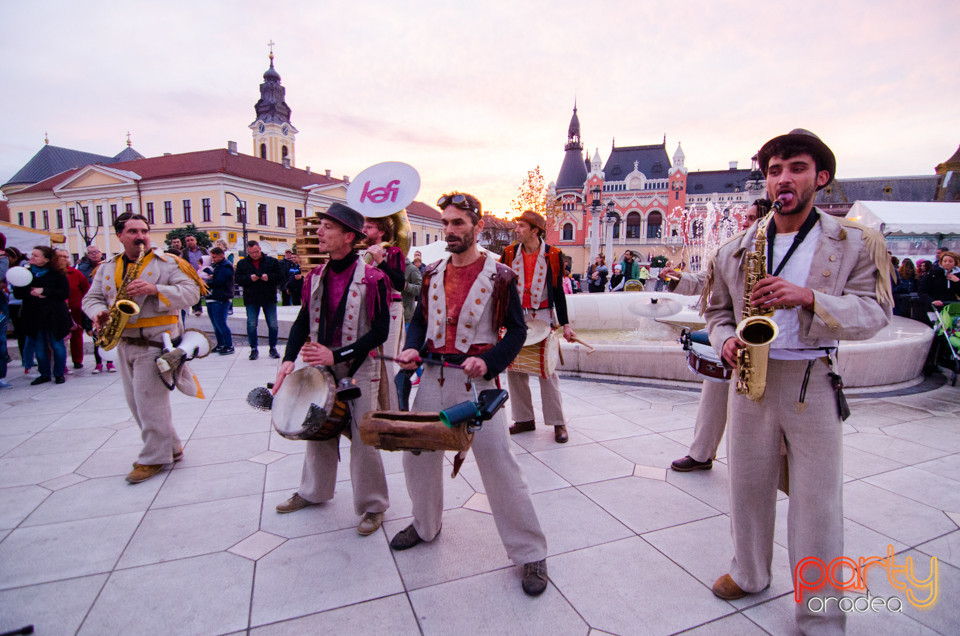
[
  {"xmin": 687, "ymin": 342, "xmax": 732, "ymax": 382},
  {"xmin": 272, "ymin": 367, "xmax": 352, "ymax": 440},
  {"xmin": 508, "ymin": 319, "xmax": 560, "ymax": 379}
]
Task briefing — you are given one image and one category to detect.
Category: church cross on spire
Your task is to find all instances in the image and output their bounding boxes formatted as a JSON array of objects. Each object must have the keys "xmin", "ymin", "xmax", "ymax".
[{"xmin": 268, "ymin": 39, "xmax": 275, "ymax": 63}]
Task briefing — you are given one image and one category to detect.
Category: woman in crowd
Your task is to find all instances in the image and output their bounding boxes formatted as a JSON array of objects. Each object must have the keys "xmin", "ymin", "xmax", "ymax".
[
  {"xmin": 893, "ymin": 258, "xmax": 919, "ymax": 319},
  {"xmin": 0, "ymin": 235, "xmax": 9, "ymax": 388},
  {"xmin": 13, "ymin": 246, "xmax": 72, "ymax": 385},
  {"xmin": 5, "ymin": 247, "xmax": 34, "ymax": 373},
  {"xmin": 919, "ymin": 251, "xmax": 960, "ymax": 311},
  {"xmin": 58, "ymin": 249, "xmax": 91, "ymax": 371},
  {"xmin": 608, "ymin": 263, "xmax": 626, "ymax": 292},
  {"xmin": 587, "ymin": 255, "xmax": 608, "ymax": 293}
]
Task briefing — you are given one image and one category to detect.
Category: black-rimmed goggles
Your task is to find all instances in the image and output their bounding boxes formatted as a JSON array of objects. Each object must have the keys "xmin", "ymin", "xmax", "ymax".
[{"xmin": 437, "ymin": 194, "xmax": 478, "ymax": 216}]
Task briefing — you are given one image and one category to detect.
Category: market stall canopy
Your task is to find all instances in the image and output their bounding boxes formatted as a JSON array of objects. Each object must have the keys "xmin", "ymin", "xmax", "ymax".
[
  {"xmin": 845, "ymin": 201, "xmax": 960, "ymax": 236},
  {"xmin": 0, "ymin": 220, "xmax": 53, "ymax": 251}
]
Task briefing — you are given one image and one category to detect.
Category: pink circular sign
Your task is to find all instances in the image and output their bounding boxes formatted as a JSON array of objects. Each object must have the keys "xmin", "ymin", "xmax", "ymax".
[{"xmin": 347, "ymin": 161, "xmax": 421, "ymax": 218}]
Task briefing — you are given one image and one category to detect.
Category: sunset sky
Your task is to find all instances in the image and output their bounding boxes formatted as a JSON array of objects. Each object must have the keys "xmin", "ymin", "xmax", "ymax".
[{"xmin": 2, "ymin": 0, "xmax": 958, "ymax": 213}]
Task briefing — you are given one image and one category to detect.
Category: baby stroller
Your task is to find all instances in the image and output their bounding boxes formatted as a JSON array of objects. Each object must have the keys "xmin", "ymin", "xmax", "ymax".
[{"xmin": 928, "ymin": 302, "xmax": 960, "ymax": 385}]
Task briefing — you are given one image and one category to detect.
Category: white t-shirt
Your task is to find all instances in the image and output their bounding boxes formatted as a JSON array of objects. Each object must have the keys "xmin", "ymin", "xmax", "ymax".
[{"xmin": 761, "ymin": 221, "xmax": 838, "ymax": 360}]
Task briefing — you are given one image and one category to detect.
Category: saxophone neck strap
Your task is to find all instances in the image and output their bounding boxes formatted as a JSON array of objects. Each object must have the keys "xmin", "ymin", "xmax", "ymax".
[
  {"xmin": 116, "ymin": 250, "xmax": 154, "ymax": 280},
  {"xmin": 767, "ymin": 209, "xmax": 819, "ymax": 277}
]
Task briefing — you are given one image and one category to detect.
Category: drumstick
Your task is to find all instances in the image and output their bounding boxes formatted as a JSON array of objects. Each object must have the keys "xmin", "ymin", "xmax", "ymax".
[
  {"xmin": 571, "ymin": 337, "xmax": 596, "ymax": 354},
  {"xmin": 371, "ymin": 352, "xmax": 464, "ymax": 370}
]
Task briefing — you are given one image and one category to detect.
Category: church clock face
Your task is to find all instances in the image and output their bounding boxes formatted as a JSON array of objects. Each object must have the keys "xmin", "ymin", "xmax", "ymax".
[
  {"xmin": 281, "ymin": 125, "xmax": 288, "ymax": 136},
  {"xmin": 258, "ymin": 123, "xmax": 265, "ymax": 133}
]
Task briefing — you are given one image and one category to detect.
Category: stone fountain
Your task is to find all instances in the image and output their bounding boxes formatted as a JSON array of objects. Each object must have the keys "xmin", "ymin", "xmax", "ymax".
[{"xmin": 559, "ymin": 291, "xmax": 932, "ymax": 388}]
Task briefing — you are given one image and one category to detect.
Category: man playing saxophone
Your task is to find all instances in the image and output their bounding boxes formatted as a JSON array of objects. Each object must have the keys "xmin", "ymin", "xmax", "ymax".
[
  {"xmin": 83, "ymin": 213, "xmax": 204, "ymax": 484},
  {"xmin": 703, "ymin": 130, "xmax": 891, "ymax": 634}
]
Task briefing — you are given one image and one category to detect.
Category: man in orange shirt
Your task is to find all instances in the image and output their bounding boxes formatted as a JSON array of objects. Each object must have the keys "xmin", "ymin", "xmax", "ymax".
[{"xmin": 500, "ymin": 211, "xmax": 577, "ymax": 443}]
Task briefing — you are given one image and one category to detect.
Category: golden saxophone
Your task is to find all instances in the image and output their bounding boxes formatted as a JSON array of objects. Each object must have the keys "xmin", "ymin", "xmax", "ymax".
[
  {"xmin": 734, "ymin": 201, "xmax": 782, "ymax": 401},
  {"xmin": 94, "ymin": 245, "xmax": 146, "ymax": 351}
]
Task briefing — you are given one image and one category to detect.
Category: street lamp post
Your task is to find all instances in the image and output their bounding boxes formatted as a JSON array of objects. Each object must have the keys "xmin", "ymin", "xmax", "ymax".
[
  {"xmin": 72, "ymin": 202, "xmax": 99, "ymax": 247},
  {"xmin": 589, "ymin": 186, "xmax": 602, "ymax": 260},
  {"xmin": 222, "ymin": 191, "xmax": 248, "ymax": 257},
  {"xmin": 604, "ymin": 203, "xmax": 617, "ymax": 258}
]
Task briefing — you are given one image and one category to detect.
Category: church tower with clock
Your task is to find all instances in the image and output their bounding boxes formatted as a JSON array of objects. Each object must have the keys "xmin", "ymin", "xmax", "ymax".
[{"xmin": 249, "ymin": 43, "xmax": 298, "ymax": 166}]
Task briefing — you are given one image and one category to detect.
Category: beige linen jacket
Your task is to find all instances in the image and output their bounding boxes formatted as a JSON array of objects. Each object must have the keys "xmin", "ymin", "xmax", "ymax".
[
  {"xmin": 704, "ymin": 210, "xmax": 891, "ymax": 356},
  {"xmin": 82, "ymin": 248, "xmax": 201, "ymax": 343}
]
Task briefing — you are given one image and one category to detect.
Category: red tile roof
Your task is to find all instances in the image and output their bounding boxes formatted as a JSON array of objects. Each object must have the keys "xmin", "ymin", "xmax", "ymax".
[
  {"xmin": 481, "ymin": 214, "xmax": 516, "ymax": 229},
  {"xmin": 17, "ymin": 149, "xmax": 342, "ymax": 194},
  {"xmin": 405, "ymin": 200, "xmax": 441, "ymax": 221}
]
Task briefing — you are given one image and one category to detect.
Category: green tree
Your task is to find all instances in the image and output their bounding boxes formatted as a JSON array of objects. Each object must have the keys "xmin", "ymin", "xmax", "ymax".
[
  {"xmin": 164, "ymin": 224, "xmax": 212, "ymax": 249},
  {"xmin": 650, "ymin": 255, "xmax": 668, "ymax": 268}
]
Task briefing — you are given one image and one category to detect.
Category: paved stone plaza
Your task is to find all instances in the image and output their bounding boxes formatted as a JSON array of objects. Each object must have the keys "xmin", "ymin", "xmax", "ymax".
[{"xmin": 0, "ymin": 347, "xmax": 957, "ymax": 635}]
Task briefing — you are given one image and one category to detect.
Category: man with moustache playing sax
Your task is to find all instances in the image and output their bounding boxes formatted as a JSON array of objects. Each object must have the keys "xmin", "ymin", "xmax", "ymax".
[
  {"xmin": 83, "ymin": 212, "xmax": 205, "ymax": 484},
  {"xmin": 703, "ymin": 130, "xmax": 891, "ymax": 634}
]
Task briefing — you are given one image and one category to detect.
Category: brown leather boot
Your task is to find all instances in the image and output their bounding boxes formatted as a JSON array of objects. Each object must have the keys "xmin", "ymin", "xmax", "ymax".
[
  {"xmin": 126, "ymin": 464, "xmax": 163, "ymax": 484},
  {"xmin": 509, "ymin": 420, "xmax": 536, "ymax": 435},
  {"xmin": 554, "ymin": 425, "xmax": 568, "ymax": 443},
  {"xmin": 712, "ymin": 573, "xmax": 748, "ymax": 600}
]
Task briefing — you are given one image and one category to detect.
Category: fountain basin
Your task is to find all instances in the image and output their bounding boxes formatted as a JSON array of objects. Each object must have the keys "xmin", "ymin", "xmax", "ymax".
[{"xmin": 561, "ymin": 292, "xmax": 932, "ymax": 388}]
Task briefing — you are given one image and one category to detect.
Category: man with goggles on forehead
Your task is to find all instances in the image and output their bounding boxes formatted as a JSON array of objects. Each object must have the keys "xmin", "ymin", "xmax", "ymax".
[{"xmin": 391, "ymin": 191, "xmax": 550, "ymax": 597}]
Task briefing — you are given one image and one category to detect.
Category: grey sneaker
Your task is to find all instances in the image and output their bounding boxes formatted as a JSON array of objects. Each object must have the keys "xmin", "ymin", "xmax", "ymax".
[{"xmin": 357, "ymin": 512, "xmax": 384, "ymax": 536}]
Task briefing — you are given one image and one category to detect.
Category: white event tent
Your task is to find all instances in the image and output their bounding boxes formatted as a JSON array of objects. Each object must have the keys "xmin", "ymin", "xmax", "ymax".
[
  {"xmin": 845, "ymin": 201, "xmax": 960, "ymax": 263},
  {"xmin": 845, "ymin": 201, "xmax": 960, "ymax": 235}
]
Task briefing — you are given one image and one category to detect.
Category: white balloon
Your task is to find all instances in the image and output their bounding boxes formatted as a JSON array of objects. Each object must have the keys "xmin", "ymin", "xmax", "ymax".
[{"xmin": 5, "ymin": 266, "xmax": 33, "ymax": 287}]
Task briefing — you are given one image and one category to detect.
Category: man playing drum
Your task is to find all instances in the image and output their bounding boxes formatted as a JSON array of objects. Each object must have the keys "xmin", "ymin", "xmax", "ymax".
[
  {"xmin": 500, "ymin": 210, "xmax": 577, "ymax": 443},
  {"xmin": 272, "ymin": 203, "xmax": 391, "ymax": 537},
  {"xmin": 392, "ymin": 192, "xmax": 550, "ymax": 597},
  {"xmin": 665, "ymin": 200, "xmax": 766, "ymax": 472}
]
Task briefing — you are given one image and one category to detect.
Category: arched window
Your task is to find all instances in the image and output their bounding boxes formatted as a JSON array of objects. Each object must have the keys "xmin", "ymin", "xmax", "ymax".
[
  {"xmin": 260, "ymin": 143, "xmax": 267, "ymax": 159},
  {"xmin": 626, "ymin": 212, "xmax": 642, "ymax": 239},
  {"xmin": 282, "ymin": 145, "xmax": 289, "ymax": 159},
  {"xmin": 612, "ymin": 216, "xmax": 621, "ymax": 239},
  {"xmin": 647, "ymin": 211, "xmax": 663, "ymax": 239},
  {"xmin": 562, "ymin": 223, "xmax": 573, "ymax": 241}
]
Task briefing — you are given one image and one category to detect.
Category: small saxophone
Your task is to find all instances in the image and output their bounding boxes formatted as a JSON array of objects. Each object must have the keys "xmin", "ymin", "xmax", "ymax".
[
  {"xmin": 94, "ymin": 245, "xmax": 146, "ymax": 351},
  {"xmin": 734, "ymin": 201, "xmax": 782, "ymax": 401}
]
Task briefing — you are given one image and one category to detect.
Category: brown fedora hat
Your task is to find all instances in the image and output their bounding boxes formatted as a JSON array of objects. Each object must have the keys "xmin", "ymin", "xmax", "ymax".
[
  {"xmin": 515, "ymin": 210, "xmax": 546, "ymax": 234},
  {"xmin": 757, "ymin": 128, "xmax": 836, "ymax": 189}
]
